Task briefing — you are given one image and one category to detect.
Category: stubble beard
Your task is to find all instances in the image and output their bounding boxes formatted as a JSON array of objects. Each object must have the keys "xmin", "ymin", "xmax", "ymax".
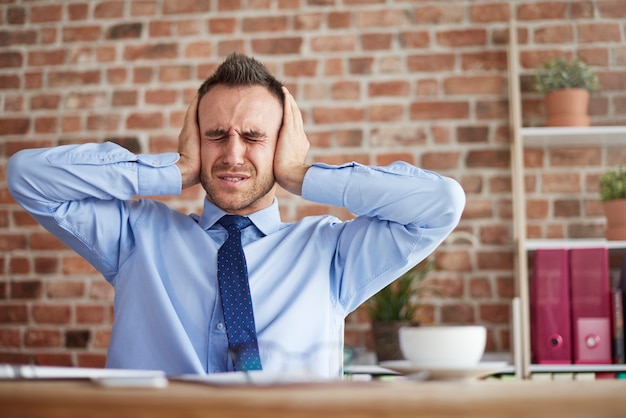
[{"xmin": 200, "ymin": 167, "xmax": 276, "ymax": 213}]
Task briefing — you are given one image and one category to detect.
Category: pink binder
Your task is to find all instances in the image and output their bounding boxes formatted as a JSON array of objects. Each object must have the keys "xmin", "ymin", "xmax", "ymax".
[
  {"xmin": 569, "ymin": 247, "xmax": 612, "ymax": 364},
  {"xmin": 530, "ymin": 249, "xmax": 572, "ymax": 364}
]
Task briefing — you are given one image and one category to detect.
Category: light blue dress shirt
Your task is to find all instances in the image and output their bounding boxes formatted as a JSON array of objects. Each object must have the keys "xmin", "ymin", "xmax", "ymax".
[{"xmin": 7, "ymin": 142, "xmax": 465, "ymax": 378}]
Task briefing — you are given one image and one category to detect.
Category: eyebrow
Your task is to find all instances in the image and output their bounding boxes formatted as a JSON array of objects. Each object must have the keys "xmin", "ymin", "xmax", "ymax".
[{"xmin": 203, "ymin": 128, "xmax": 267, "ymax": 139}]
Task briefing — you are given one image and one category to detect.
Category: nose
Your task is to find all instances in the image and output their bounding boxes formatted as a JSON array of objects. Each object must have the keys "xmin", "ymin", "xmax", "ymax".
[{"xmin": 221, "ymin": 134, "xmax": 246, "ymax": 166}]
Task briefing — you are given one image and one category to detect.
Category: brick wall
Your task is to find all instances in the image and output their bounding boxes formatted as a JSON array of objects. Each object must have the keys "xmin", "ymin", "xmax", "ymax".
[{"xmin": 1, "ymin": 0, "xmax": 625, "ymax": 368}]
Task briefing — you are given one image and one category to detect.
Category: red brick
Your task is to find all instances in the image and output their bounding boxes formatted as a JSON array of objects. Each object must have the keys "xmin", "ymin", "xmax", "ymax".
[
  {"xmin": 517, "ymin": 2, "xmax": 568, "ymax": 20},
  {"xmin": 47, "ymin": 280, "xmax": 85, "ymax": 299},
  {"xmin": 124, "ymin": 43, "xmax": 178, "ymax": 61},
  {"xmin": 209, "ymin": 18, "xmax": 237, "ymax": 34},
  {"xmin": 243, "ymin": 16, "xmax": 288, "ymax": 32},
  {"xmin": 94, "ymin": 329, "xmax": 111, "ymax": 348},
  {"xmin": 68, "ymin": 4, "xmax": 89, "ymax": 20},
  {"xmin": 463, "ymin": 198, "xmax": 493, "ymax": 219},
  {"xmin": 34, "ymin": 353, "xmax": 73, "ymax": 366},
  {"xmin": 579, "ymin": 23, "xmax": 622, "ymax": 43},
  {"xmin": 328, "ymin": 81, "xmax": 358, "ymax": 100},
  {"xmin": 252, "ymin": 37, "xmax": 303, "ymax": 54},
  {"xmin": 7, "ymin": 7, "xmax": 26, "ymax": 24},
  {"xmin": 62, "ymin": 26, "xmax": 102, "ymax": 43},
  {"xmin": 312, "ymin": 107, "xmax": 364, "ymax": 124},
  {"xmin": 89, "ymin": 282, "xmax": 114, "ymax": 300},
  {"xmin": 422, "ymin": 152, "xmax": 461, "ymax": 171},
  {"xmin": 410, "ymin": 101, "xmax": 469, "ymax": 120},
  {"xmin": 107, "ymin": 23, "xmax": 142, "ymax": 40},
  {"xmin": 598, "ymin": 0, "xmax": 626, "ymax": 17},
  {"xmin": 284, "ymin": 60, "xmax": 317, "ymax": 77},
  {"xmin": 32, "ymin": 305, "xmax": 71, "ymax": 324},
  {"xmin": 361, "ymin": 33, "xmax": 392, "ymax": 50},
  {"xmin": 94, "ymin": 1, "xmax": 125, "ymax": 18},
  {"xmin": 9, "ymin": 257, "xmax": 30, "ymax": 274},
  {"xmin": 437, "ymin": 29, "xmax": 487, "ymax": 47},
  {"xmin": 441, "ymin": 304, "xmax": 475, "ymax": 324},
  {"xmin": 368, "ymin": 81, "xmax": 410, "ymax": 97},
  {"xmin": 30, "ymin": 232, "xmax": 69, "ymax": 250},
  {"xmin": 126, "ymin": 112, "xmax": 164, "ymax": 130},
  {"xmin": 311, "ymin": 35, "xmax": 356, "ymax": 52},
  {"xmin": 77, "ymin": 353, "xmax": 107, "ymax": 368},
  {"xmin": 534, "ymin": 24, "xmax": 574, "ymax": 43},
  {"xmin": 470, "ymin": 3, "xmax": 510, "ymax": 22},
  {"xmin": 184, "ymin": 41, "xmax": 212, "ymax": 58},
  {"xmin": 76, "ymin": 305, "xmax": 106, "ymax": 324},
  {"xmin": 48, "ymin": 71, "xmax": 100, "ymax": 88},
  {"xmin": 0, "ymin": 304, "xmax": 28, "ymax": 323},
  {"xmin": 462, "ymin": 51, "xmax": 508, "ymax": 71},
  {"xmin": 375, "ymin": 153, "xmax": 413, "ymax": 166},
  {"xmin": 0, "ymin": 329, "xmax": 21, "ymax": 348},
  {"xmin": 399, "ymin": 30, "xmax": 429, "ymax": 49},
  {"xmin": 164, "ymin": 0, "xmax": 211, "ymax": 14},
  {"xmin": 349, "ymin": 57, "xmax": 373, "ymax": 75},
  {"xmin": 31, "ymin": 5, "xmax": 62, "ymax": 23},
  {"xmin": 24, "ymin": 329, "xmax": 63, "ymax": 347},
  {"xmin": 159, "ymin": 65, "xmax": 192, "ymax": 82},
  {"xmin": 407, "ymin": 54, "xmax": 455, "ymax": 72},
  {"xmin": 34, "ymin": 257, "xmax": 59, "ymax": 274},
  {"xmin": 0, "ymin": 118, "xmax": 29, "ymax": 136},
  {"xmin": 145, "ymin": 89, "xmax": 177, "ymax": 105},
  {"xmin": 34, "ymin": 116, "xmax": 57, "ymax": 134},
  {"xmin": 87, "ymin": 114, "xmax": 121, "ymax": 131},
  {"xmin": 0, "ymin": 74, "xmax": 20, "ymax": 89},
  {"xmin": 131, "ymin": 1, "xmax": 158, "ymax": 16},
  {"xmin": 367, "ymin": 104, "xmax": 403, "ymax": 122},
  {"xmin": 31, "ymin": 94, "xmax": 61, "ymax": 110},
  {"xmin": 413, "ymin": 5, "xmax": 464, "ymax": 24},
  {"xmin": 466, "ymin": 150, "xmax": 510, "ymax": 168},
  {"xmin": 444, "ymin": 76, "xmax": 505, "ymax": 95},
  {"xmin": 0, "ymin": 51, "xmax": 23, "ymax": 68},
  {"xmin": 357, "ymin": 9, "xmax": 410, "ymax": 28},
  {"xmin": 476, "ymin": 251, "xmax": 513, "ymax": 271},
  {"xmin": 469, "ymin": 277, "xmax": 492, "ymax": 298},
  {"xmin": 480, "ymin": 303, "xmax": 510, "ymax": 324}
]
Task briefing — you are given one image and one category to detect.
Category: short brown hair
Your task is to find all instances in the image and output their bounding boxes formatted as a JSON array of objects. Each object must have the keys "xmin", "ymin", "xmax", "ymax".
[{"xmin": 197, "ymin": 53, "xmax": 284, "ymax": 106}]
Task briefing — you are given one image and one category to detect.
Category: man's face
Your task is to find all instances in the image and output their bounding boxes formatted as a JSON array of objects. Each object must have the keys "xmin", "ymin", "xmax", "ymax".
[{"xmin": 197, "ymin": 84, "xmax": 283, "ymax": 216}]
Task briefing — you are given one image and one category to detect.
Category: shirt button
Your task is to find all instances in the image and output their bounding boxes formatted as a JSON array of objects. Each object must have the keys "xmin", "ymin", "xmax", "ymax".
[{"xmin": 216, "ymin": 323, "xmax": 224, "ymax": 330}]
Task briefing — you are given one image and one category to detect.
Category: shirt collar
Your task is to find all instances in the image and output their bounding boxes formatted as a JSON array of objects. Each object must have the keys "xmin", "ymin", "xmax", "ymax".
[{"xmin": 198, "ymin": 197, "xmax": 282, "ymax": 236}]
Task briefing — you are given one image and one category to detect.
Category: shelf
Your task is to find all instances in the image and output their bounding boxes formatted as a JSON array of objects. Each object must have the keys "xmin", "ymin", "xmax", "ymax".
[
  {"xmin": 529, "ymin": 364, "xmax": 626, "ymax": 374},
  {"xmin": 521, "ymin": 126, "xmax": 626, "ymax": 147},
  {"xmin": 525, "ymin": 239, "xmax": 626, "ymax": 251}
]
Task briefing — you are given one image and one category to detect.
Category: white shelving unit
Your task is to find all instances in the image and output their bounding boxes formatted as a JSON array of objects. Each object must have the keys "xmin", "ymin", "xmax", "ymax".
[{"xmin": 507, "ymin": 22, "xmax": 626, "ymax": 379}]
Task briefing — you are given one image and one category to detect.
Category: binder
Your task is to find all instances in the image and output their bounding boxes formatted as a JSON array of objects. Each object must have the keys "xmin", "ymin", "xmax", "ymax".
[
  {"xmin": 611, "ymin": 288, "xmax": 625, "ymax": 364},
  {"xmin": 569, "ymin": 248, "xmax": 612, "ymax": 364},
  {"xmin": 530, "ymin": 249, "xmax": 572, "ymax": 364}
]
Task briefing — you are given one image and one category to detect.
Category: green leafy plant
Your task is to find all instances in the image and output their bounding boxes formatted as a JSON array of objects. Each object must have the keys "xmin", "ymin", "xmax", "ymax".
[
  {"xmin": 534, "ymin": 57, "xmax": 600, "ymax": 94},
  {"xmin": 600, "ymin": 165, "xmax": 626, "ymax": 202},
  {"xmin": 365, "ymin": 260, "xmax": 434, "ymax": 322}
]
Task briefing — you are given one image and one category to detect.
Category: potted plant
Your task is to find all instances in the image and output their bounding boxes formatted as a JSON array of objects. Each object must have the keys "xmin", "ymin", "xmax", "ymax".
[
  {"xmin": 534, "ymin": 57, "xmax": 600, "ymax": 127},
  {"xmin": 600, "ymin": 165, "xmax": 626, "ymax": 240},
  {"xmin": 365, "ymin": 260, "xmax": 433, "ymax": 362}
]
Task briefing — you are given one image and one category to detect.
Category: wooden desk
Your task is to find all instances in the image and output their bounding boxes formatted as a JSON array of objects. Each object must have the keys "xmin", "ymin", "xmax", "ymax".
[{"xmin": 1, "ymin": 379, "xmax": 625, "ymax": 418}]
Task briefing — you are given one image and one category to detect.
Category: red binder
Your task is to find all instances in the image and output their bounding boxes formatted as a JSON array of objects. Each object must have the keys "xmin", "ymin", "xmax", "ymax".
[
  {"xmin": 530, "ymin": 249, "xmax": 572, "ymax": 364},
  {"xmin": 569, "ymin": 247, "xmax": 612, "ymax": 364}
]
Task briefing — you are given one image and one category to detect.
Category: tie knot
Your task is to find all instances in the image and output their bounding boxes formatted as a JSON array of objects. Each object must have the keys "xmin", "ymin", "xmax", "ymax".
[{"xmin": 218, "ymin": 215, "xmax": 252, "ymax": 231}]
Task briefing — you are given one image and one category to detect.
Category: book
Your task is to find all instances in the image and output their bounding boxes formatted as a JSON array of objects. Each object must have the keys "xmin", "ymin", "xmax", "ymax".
[
  {"xmin": 611, "ymin": 288, "xmax": 625, "ymax": 364},
  {"xmin": 530, "ymin": 249, "xmax": 572, "ymax": 364},
  {"xmin": 569, "ymin": 248, "xmax": 612, "ymax": 364}
]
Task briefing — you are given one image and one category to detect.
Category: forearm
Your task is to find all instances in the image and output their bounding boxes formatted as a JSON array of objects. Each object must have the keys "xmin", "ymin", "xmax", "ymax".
[
  {"xmin": 302, "ymin": 161, "xmax": 465, "ymax": 233},
  {"xmin": 8, "ymin": 142, "xmax": 181, "ymax": 216}
]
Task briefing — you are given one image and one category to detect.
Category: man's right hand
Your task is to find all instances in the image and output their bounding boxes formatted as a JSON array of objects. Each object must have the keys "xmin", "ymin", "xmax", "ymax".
[{"xmin": 176, "ymin": 94, "xmax": 201, "ymax": 189}]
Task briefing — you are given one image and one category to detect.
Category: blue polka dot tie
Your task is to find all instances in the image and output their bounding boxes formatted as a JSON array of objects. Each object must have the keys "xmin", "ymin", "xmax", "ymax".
[{"xmin": 217, "ymin": 215, "xmax": 262, "ymax": 371}]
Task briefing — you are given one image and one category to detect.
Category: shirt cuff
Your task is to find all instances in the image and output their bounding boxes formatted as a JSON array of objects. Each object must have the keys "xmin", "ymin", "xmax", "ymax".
[
  {"xmin": 301, "ymin": 162, "xmax": 356, "ymax": 207},
  {"xmin": 136, "ymin": 153, "xmax": 182, "ymax": 196}
]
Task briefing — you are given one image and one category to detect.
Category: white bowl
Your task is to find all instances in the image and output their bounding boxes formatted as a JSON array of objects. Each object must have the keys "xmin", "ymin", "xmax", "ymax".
[{"xmin": 399, "ymin": 325, "xmax": 486, "ymax": 367}]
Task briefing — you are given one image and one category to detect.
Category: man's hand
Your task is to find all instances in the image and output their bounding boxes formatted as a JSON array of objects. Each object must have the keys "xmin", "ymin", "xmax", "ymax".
[
  {"xmin": 274, "ymin": 86, "xmax": 311, "ymax": 196},
  {"xmin": 176, "ymin": 94, "xmax": 201, "ymax": 189}
]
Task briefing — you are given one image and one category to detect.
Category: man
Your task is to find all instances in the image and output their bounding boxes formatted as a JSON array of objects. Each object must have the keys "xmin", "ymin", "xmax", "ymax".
[{"xmin": 8, "ymin": 53, "xmax": 465, "ymax": 379}]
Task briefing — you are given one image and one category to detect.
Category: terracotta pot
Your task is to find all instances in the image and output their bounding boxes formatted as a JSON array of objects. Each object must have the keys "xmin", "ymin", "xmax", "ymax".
[
  {"xmin": 545, "ymin": 88, "xmax": 590, "ymax": 127},
  {"xmin": 604, "ymin": 199, "xmax": 626, "ymax": 241},
  {"xmin": 371, "ymin": 320, "xmax": 412, "ymax": 362}
]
